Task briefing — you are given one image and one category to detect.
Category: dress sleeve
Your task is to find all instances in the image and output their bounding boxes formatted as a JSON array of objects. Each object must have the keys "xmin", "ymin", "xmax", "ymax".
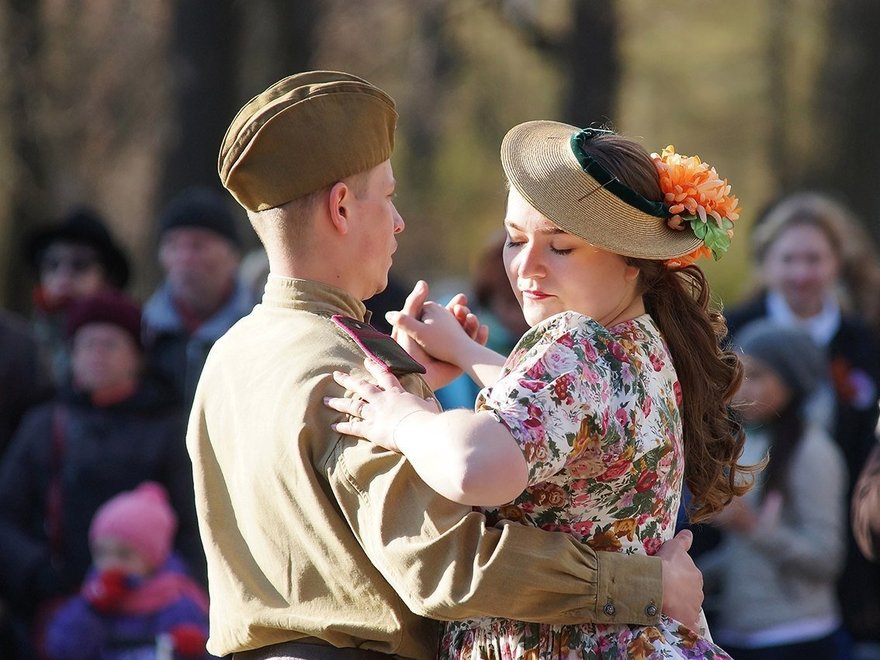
[{"xmin": 479, "ymin": 313, "xmax": 609, "ymax": 485}]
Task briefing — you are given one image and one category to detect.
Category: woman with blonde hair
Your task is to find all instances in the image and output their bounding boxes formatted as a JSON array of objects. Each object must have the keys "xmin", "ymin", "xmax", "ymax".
[
  {"xmin": 327, "ymin": 122, "xmax": 752, "ymax": 658},
  {"xmin": 726, "ymin": 191, "xmax": 880, "ymax": 653}
]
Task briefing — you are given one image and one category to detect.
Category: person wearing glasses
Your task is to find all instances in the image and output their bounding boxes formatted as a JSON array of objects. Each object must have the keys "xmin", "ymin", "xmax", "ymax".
[{"xmin": 26, "ymin": 208, "xmax": 130, "ymax": 385}]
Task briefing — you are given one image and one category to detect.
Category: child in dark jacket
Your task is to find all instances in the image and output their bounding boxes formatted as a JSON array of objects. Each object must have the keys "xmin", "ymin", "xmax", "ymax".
[{"xmin": 44, "ymin": 482, "xmax": 210, "ymax": 659}]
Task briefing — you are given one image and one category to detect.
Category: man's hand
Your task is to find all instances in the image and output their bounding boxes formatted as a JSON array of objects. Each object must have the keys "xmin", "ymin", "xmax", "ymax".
[
  {"xmin": 656, "ymin": 529, "xmax": 703, "ymax": 628},
  {"xmin": 389, "ymin": 281, "xmax": 487, "ymax": 390}
]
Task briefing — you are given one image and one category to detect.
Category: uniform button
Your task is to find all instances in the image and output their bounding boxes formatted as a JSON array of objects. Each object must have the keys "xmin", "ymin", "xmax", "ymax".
[
  {"xmin": 645, "ymin": 603, "xmax": 658, "ymax": 617},
  {"xmin": 603, "ymin": 602, "xmax": 616, "ymax": 616}
]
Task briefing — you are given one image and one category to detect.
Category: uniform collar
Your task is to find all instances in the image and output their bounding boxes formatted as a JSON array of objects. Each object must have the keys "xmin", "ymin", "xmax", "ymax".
[{"xmin": 261, "ymin": 275, "xmax": 369, "ymax": 322}]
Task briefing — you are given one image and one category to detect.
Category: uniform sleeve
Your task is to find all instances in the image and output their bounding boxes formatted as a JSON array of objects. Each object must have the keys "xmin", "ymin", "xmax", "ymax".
[
  {"xmin": 479, "ymin": 317, "xmax": 608, "ymax": 486},
  {"xmin": 325, "ymin": 372, "xmax": 662, "ymax": 626}
]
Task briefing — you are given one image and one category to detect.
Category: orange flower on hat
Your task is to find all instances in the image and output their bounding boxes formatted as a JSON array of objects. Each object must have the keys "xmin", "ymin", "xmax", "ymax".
[{"xmin": 651, "ymin": 145, "xmax": 740, "ymax": 267}]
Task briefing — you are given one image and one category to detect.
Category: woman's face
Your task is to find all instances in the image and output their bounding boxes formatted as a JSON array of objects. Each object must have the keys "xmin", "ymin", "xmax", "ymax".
[
  {"xmin": 761, "ymin": 222, "xmax": 840, "ymax": 318},
  {"xmin": 40, "ymin": 242, "xmax": 108, "ymax": 305},
  {"xmin": 502, "ymin": 188, "xmax": 641, "ymax": 327},
  {"xmin": 734, "ymin": 354, "xmax": 793, "ymax": 424},
  {"xmin": 71, "ymin": 323, "xmax": 141, "ymax": 393}
]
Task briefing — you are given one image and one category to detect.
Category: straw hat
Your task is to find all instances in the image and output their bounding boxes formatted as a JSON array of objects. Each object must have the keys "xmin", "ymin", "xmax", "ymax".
[{"xmin": 500, "ymin": 120, "xmax": 704, "ymax": 260}]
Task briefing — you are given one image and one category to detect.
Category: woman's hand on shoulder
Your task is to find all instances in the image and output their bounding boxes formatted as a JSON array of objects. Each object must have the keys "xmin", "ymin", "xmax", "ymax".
[{"xmin": 325, "ymin": 357, "xmax": 439, "ymax": 452}]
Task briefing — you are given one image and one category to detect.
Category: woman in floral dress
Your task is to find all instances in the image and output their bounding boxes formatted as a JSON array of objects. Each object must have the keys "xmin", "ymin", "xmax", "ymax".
[{"xmin": 326, "ymin": 122, "xmax": 755, "ymax": 659}]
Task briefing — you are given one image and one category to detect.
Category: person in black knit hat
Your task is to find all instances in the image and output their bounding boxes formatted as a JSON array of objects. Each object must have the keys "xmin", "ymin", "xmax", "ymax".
[{"xmin": 142, "ymin": 186, "xmax": 252, "ymax": 410}]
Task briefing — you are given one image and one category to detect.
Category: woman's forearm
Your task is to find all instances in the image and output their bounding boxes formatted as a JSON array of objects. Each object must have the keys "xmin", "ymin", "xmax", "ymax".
[
  {"xmin": 454, "ymin": 343, "xmax": 506, "ymax": 389},
  {"xmin": 394, "ymin": 409, "xmax": 528, "ymax": 506}
]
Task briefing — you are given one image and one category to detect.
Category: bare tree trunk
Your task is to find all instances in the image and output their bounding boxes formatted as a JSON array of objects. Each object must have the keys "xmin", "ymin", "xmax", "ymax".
[
  {"xmin": 765, "ymin": 0, "xmax": 792, "ymax": 193},
  {"xmin": 159, "ymin": 0, "xmax": 241, "ymax": 206},
  {"xmin": 271, "ymin": 0, "xmax": 320, "ymax": 78},
  {"xmin": 497, "ymin": 0, "xmax": 619, "ymax": 127},
  {"xmin": 562, "ymin": 0, "xmax": 619, "ymax": 127},
  {"xmin": 0, "ymin": 0, "xmax": 48, "ymax": 311},
  {"xmin": 808, "ymin": 0, "xmax": 880, "ymax": 240}
]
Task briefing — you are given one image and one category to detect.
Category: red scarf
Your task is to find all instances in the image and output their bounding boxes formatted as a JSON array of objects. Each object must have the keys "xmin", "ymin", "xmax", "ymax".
[{"xmin": 118, "ymin": 570, "xmax": 209, "ymax": 616}]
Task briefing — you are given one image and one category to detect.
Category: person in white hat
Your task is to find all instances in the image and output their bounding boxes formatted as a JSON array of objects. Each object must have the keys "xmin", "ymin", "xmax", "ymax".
[{"xmin": 328, "ymin": 121, "xmax": 753, "ymax": 658}]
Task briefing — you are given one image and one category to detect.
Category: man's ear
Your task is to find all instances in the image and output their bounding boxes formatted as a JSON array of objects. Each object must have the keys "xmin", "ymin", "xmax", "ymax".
[{"xmin": 327, "ymin": 181, "xmax": 352, "ymax": 235}]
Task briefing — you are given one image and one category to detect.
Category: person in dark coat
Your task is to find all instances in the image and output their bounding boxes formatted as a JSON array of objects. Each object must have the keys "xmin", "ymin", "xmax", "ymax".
[
  {"xmin": 0, "ymin": 309, "xmax": 54, "ymax": 457},
  {"xmin": 142, "ymin": 187, "xmax": 251, "ymax": 410},
  {"xmin": 26, "ymin": 207, "xmax": 131, "ymax": 386},
  {"xmin": 0, "ymin": 290, "xmax": 202, "ymax": 657},
  {"xmin": 723, "ymin": 192, "xmax": 880, "ymax": 654}
]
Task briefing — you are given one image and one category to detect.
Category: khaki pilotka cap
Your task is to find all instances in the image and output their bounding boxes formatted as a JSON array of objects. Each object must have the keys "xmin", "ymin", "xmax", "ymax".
[{"xmin": 218, "ymin": 71, "xmax": 398, "ymax": 212}]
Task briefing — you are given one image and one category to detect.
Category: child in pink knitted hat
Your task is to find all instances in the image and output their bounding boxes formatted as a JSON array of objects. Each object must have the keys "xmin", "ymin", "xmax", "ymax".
[{"xmin": 44, "ymin": 482, "xmax": 211, "ymax": 659}]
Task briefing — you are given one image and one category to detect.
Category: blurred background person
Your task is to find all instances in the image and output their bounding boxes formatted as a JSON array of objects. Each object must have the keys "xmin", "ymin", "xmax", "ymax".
[
  {"xmin": 238, "ymin": 246, "xmax": 270, "ymax": 308},
  {"xmin": 44, "ymin": 482, "xmax": 209, "ymax": 660},
  {"xmin": 0, "ymin": 309, "xmax": 54, "ymax": 458},
  {"xmin": 25, "ymin": 208, "xmax": 130, "ymax": 386},
  {"xmin": 364, "ymin": 273, "xmax": 411, "ymax": 335},
  {"xmin": 435, "ymin": 231, "xmax": 529, "ymax": 410},
  {"xmin": 142, "ymin": 186, "xmax": 251, "ymax": 410},
  {"xmin": 853, "ymin": 423, "xmax": 880, "ymax": 563},
  {"xmin": 700, "ymin": 319, "xmax": 848, "ymax": 660},
  {"xmin": 724, "ymin": 192, "xmax": 880, "ymax": 655},
  {"xmin": 0, "ymin": 290, "xmax": 202, "ymax": 658}
]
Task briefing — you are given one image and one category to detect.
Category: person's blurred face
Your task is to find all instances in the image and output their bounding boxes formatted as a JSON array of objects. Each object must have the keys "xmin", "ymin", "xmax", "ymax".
[
  {"xmin": 490, "ymin": 292, "xmax": 530, "ymax": 341},
  {"xmin": 347, "ymin": 160, "xmax": 405, "ymax": 300},
  {"xmin": 71, "ymin": 323, "xmax": 141, "ymax": 392},
  {"xmin": 158, "ymin": 227, "xmax": 240, "ymax": 313},
  {"xmin": 39, "ymin": 242, "xmax": 107, "ymax": 305},
  {"xmin": 91, "ymin": 535, "xmax": 150, "ymax": 578},
  {"xmin": 734, "ymin": 354, "xmax": 793, "ymax": 425},
  {"xmin": 761, "ymin": 222, "xmax": 840, "ymax": 318},
  {"xmin": 502, "ymin": 187, "xmax": 640, "ymax": 327}
]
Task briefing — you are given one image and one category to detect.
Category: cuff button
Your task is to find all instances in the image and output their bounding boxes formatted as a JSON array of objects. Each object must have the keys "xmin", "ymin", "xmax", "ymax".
[
  {"xmin": 645, "ymin": 603, "xmax": 658, "ymax": 617},
  {"xmin": 602, "ymin": 602, "xmax": 616, "ymax": 616}
]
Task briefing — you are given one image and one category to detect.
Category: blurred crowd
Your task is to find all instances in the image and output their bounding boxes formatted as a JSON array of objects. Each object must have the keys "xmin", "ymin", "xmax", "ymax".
[
  {"xmin": 0, "ymin": 187, "xmax": 407, "ymax": 659},
  {"xmin": 439, "ymin": 192, "xmax": 880, "ymax": 659},
  {"xmin": 1, "ymin": 187, "xmax": 880, "ymax": 659}
]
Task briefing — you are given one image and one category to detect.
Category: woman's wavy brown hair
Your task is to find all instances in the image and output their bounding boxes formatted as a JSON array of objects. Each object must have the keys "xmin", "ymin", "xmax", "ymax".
[{"xmin": 582, "ymin": 133, "xmax": 756, "ymax": 522}]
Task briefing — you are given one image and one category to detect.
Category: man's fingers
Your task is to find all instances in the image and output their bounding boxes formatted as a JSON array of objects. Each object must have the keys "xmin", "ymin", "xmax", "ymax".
[{"xmin": 401, "ymin": 280, "xmax": 429, "ymax": 317}]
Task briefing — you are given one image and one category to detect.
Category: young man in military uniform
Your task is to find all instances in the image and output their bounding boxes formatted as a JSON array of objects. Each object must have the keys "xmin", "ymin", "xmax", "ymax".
[{"xmin": 188, "ymin": 70, "xmax": 704, "ymax": 660}]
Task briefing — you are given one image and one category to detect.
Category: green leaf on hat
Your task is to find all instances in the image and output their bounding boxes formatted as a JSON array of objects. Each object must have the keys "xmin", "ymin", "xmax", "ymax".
[{"xmin": 684, "ymin": 215, "xmax": 733, "ymax": 260}]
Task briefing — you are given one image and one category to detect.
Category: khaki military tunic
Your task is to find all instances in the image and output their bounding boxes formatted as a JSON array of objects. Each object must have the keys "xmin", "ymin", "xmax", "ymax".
[{"xmin": 188, "ymin": 276, "xmax": 662, "ymax": 658}]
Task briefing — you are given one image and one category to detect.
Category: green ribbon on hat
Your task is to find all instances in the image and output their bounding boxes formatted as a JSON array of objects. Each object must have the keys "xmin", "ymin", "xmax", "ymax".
[{"xmin": 569, "ymin": 129, "xmax": 669, "ymax": 219}]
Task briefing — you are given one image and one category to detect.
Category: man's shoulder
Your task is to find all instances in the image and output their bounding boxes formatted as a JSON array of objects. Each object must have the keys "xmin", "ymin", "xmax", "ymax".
[{"xmin": 207, "ymin": 306, "xmax": 365, "ymax": 370}]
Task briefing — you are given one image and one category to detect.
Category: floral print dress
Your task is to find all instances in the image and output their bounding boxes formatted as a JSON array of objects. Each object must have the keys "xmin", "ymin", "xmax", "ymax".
[{"xmin": 439, "ymin": 311, "xmax": 730, "ymax": 660}]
